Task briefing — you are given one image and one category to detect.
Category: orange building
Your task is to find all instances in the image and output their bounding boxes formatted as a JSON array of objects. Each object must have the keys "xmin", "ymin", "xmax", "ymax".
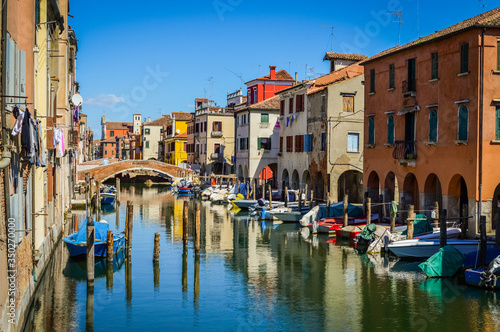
[{"xmin": 362, "ymin": 8, "xmax": 500, "ymax": 237}]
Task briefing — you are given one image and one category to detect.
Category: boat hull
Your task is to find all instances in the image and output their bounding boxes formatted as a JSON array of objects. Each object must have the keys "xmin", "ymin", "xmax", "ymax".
[
  {"xmin": 464, "ymin": 268, "xmax": 500, "ymax": 289},
  {"xmin": 232, "ymin": 200, "xmax": 258, "ymax": 210},
  {"xmin": 388, "ymin": 239, "xmax": 495, "ymax": 259},
  {"xmin": 100, "ymin": 193, "xmax": 116, "ymax": 205},
  {"xmin": 64, "ymin": 233, "xmax": 125, "ymax": 257}
]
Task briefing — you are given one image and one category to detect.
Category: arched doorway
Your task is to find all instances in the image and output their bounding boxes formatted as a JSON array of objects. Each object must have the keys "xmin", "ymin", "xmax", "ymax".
[
  {"xmin": 338, "ymin": 170, "xmax": 363, "ymax": 204},
  {"xmin": 492, "ymin": 184, "xmax": 500, "ymax": 231},
  {"xmin": 238, "ymin": 165, "xmax": 243, "ymax": 178},
  {"xmin": 403, "ymin": 173, "xmax": 419, "ymax": 211},
  {"xmin": 367, "ymin": 171, "xmax": 380, "ymax": 202},
  {"xmin": 292, "ymin": 170, "xmax": 300, "ymax": 190},
  {"xmin": 448, "ymin": 174, "xmax": 469, "ymax": 235},
  {"xmin": 424, "ymin": 173, "xmax": 442, "ymax": 217},
  {"xmin": 384, "ymin": 172, "xmax": 399, "ymax": 203},
  {"xmin": 282, "ymin": 169, "xmax": 290, "ymax": 189},
  {"xmin": 244, "ymin": 165, "xmax": 249, "ymax": 179}
]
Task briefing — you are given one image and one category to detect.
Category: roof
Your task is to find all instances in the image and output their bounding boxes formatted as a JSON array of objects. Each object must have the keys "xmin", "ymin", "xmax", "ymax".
[
  {"xmin": 248, "ymin": 95, "xmax": 280, "ymax": 109},
  {"xmin": 307, "ymin": 63, "xmax": 364, "ymax": 95},
  {"xmin": 144, "ymin": 115, "xmax": 171, "ymax": 126},
  {"xmin": 106, "ymin": 122, "xmax": 133, "ymax": 130},
  {"xmin": 100, "ymin": 137, "xmax": 117, "ymax": 143},
  {"xmin": 363, "ymin": 7, "xmax": 500, "ymax": 64},
  {"xmin": 246, "ymin": 69, "xmax": 294, "ymax": 84},
  {"xmin": 176, "ymin": 131, "xmax": 188, "ymax": 138},
  {"xmin": 323, "ymin": 52, "xmax": 368, "ymax": 61},
  {"xmin": 171, "ymin": 112, "xmax": 194, "ymax": 121}
]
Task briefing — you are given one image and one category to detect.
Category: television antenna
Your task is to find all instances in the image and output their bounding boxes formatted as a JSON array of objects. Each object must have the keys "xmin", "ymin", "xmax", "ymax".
[
  {"xmin": 480, "ymin": 0, "xmax": 487, "ymax": 12},
  {"xmin": 320, "ymin": 26, "xmax": 334, "ymax": 52},
  {"xmin": 207, "ymin": 76, "xmax": 214, "ymax": 99},
  {"xmin": 224, "ymin": 67, "xmax": 245, "ymax": 86},
  {"xmin": 387, "ymin": 11, "xmax": 403, "ymax": 46}
]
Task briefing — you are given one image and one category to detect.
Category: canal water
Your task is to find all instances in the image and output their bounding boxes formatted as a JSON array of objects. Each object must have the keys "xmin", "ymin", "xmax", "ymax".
[{"xmin": 23, "ymin": 184, "xmax": 500, "ymax": 331}]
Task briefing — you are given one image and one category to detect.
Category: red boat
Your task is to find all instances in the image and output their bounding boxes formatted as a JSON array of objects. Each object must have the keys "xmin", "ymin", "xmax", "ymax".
[{"xmin": 309, "ymin": 214, "xmax": 379, "ymax": 234}]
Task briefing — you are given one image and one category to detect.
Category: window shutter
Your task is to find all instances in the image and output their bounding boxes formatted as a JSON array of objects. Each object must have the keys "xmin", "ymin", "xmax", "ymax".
[
  {"xmin": 289, "ymin": 97, "xmax": 294, "ymax": 113},
  {"xmin": 431, "ymin": 53, "xmax": 438, "ymax": 79},
  {"xmin": 370, "ymin": 69, "xmax": 375, "ymax": 93},
  {"xmin": 280, "ymin": 136, "xmax": 283, "ymax": 152},
  {"xmin": 388, "ymin": 116, "xmax": 394, "ymax": 144},
  {"xmin": 497, "ymin": 41, "xmax": 500, "ymax": 71},
  {"xmin": 369, "ymin": 117, "xmax": 375, "ymax": 145},
  {"xmin": 461, "ymin": 43, "xmax": 469, "ymax": 73},
  {"xmin": 389, "ymin": 64, "xmax": 395, "ymax": 89},
  {"xmin": 496, "ymin": 106, "xmax": 500, "ymax": 140},
  {"xmin": 280, "ymin": 100, "xmax": 285, "ymax": 115},
  {"xmin": 257, "ymin": 138, "xmax": 261, "ymax": 150},
  {"xmin": 458, "ymin": 106, "xmax": 468, "ymax": 141},
  {"xmin": 429, "ymin": 110, "xmax": 438, "ymax": 142}
]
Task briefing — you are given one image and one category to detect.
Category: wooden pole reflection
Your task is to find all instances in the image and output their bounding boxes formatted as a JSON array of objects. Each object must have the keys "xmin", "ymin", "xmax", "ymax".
[
  {"xmin": 86, "ymin": 281, "xmax": 94, "ymax": 332},
  {"xmin": 182, "ymin": 246, "xmax": 188, "ymax": 293},
  {"xmin": 194, "ymin": 252, "xmax": 200, "ymax": 309},
  {"xmin": 153, "ymin": 261, "xmax": 160, "ymax": 290},
  {"xmin": 125, "ymin": 257, "xmax": 132, "ymax": 304}
]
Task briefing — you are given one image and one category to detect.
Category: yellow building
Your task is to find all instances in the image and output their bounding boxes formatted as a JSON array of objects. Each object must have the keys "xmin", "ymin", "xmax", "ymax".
[{"xmin": 164, "ymin": 112, "xmax": 193, "ymax": 165}]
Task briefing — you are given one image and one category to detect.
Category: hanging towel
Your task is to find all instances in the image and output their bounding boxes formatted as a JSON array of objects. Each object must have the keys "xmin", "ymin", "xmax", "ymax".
[
  {"xmin": 37, "ymin": 121, "xmax": 47, "ymax": 167},
  {"xmin": 286, "ymin": 117, "xmax": 290, "ymax": 127},
  {"xmin": 20, "ymin": 108, "xmax": 32, "ymax": 150},
  {"xmin": 53, "ymin": 128, "xmax": 65, "ymax": 157},
  {"xmin": 11, "ymin": 109, "xmax": 25, "ymax": 136},
  {"xmin": 28, "ymin": 118, "xmax": 38, "ymax": 163}
]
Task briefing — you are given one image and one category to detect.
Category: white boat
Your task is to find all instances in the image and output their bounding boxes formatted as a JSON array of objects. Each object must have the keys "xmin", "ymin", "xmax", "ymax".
[{"xmin": 388, "ymin": 239, "xmax": 495, "ymax": 259}]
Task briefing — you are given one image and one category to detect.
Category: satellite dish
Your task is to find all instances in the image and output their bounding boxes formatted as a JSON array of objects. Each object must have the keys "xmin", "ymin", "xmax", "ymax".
[
  {"xmin": 72, "ymin": 93, "xmax": 83, "ymax": 106},
  {"xmin": 176, "ymin": 129, "xmax": 180, "ymax": 134}
]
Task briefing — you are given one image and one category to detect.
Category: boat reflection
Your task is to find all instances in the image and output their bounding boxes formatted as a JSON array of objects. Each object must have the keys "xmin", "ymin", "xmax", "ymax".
[{"xmin": 62, "ymin": 249, "xmax": 126, "ymax": 281}]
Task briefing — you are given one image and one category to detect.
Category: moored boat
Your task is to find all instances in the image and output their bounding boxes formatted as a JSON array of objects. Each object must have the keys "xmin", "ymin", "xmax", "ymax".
[
  {"xmin": 100, "ymin": 192, "xmax": 116, "ymax": 205},
  {"xmin": 388, "ymin": 239, "xmax": 495, "ymax": 259},
  {"xmin": 63, "ymin": 220, "xmax": 125, "ymax": 257},
  {"xmin": 232, "ymin": 199, "xmax": 259, "ymax": 210}
]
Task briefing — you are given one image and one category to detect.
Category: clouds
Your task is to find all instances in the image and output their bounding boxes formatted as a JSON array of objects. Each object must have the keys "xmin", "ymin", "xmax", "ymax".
[{"xmin": 84, "ymin": 94, "xmax": 125, "ymax": 108}]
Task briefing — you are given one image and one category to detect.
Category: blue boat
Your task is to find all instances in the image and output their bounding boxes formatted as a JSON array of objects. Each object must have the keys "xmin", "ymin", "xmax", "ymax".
[
  {"xmin": 100, "ymin": 192, "xmax": 116, "ymax": 205},
  {"xmin": 63, "ymin": 220, "xmax": 125, "ymax": 257},
  {"xmin": 464, "ymin": 268, "xmax": 500, "ymax": 289}
]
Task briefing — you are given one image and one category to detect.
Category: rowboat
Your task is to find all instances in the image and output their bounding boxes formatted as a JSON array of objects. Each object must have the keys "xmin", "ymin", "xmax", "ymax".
[
  {"xmin": 100, "ymin": 192, "xmax": 116, "ymax": 205},
  {"xmin": 63, "ymin": 220, "xmax": 125, "ymax": 257},
  {"xmin": 232, "ymin": 199, "xmax": 259, "ymax": 210},
  {"xmin": 388, "ymin": 239, "xmax": 495, "ymax": 259}
]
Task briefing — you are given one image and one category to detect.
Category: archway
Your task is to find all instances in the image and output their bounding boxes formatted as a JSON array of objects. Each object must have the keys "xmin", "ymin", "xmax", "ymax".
[
  {"xmin": 282, "ymin": 169, "xmax": 290, "ymax": 189},
  {"xmin": 238, "ymin": 165, "xmax": 243, "ymax": 178},
  {"xmin": 367, "ymin": 171, "xmax": 380, "ymax": 202},
  {"xmin": 448, "ymin": 174, "xmax": 469, "ymax": 234},
  {"xmin": 492, "ymin": 184, "xmax": 500, "ymax": 231},
  {"xmin": 338, "ymin": 170, "xmax": 363, "ymax": 204},
  {"xmin": 384, "ymin": 172, "xmax": 399, "ymax": 203},
  {"xmin": 291, "ymin": 170, "xmax": 300, "ymax": 190},
  {"xmin": 244, "ymin": 165, "xmax": 249, "ymax": 179},
  {"xmin": 424, "ymin": 173, "xmax": 442, "ymax": 217},
  {"xmin": 403, "ymin": 173, "xmax": 419, "ymax": 211}
]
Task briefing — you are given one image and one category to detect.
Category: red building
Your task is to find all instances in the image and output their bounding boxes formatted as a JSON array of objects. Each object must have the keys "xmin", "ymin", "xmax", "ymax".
[{"xmin": 245, "ymin": 65, "xmax": 295, "ymax": 105}]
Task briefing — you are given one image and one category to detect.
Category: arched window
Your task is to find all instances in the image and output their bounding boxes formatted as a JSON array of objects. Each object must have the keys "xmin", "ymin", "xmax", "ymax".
[
  {"xmin": 429, "ymin": 109, "xmax": 438, "ymax": 142},
  {"xmin": 387, "ymin": 115, "xmax": 394, "ymax": 144},
  {"xmin": 458, "ymin": 106, "xmax": 468, "ymax": 141},
  {"xmin": 368, "ymin": 117, "xmax": 375, "ymax": 145}
]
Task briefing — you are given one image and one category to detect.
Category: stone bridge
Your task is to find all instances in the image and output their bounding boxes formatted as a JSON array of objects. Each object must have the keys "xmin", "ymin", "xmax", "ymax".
[{"xmin": 77, "ymin": 159, "xmax": 195, "ymax": 182}]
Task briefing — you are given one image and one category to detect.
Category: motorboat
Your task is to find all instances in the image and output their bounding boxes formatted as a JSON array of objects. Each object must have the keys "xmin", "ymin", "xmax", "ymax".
[{"xmin": 388, "ymin": 239, "xmax": 495, "ymax": 259}]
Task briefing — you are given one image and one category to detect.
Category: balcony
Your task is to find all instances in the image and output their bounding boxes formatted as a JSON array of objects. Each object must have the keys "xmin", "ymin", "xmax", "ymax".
[
  {"xmin": 402, "ymin": 80, "xmax": 416, "ymax": 96},
  {"xmin": 211, "ymin": 153, "xmax": 223, "ymax": 161},
  {"xmin": 259, "ymin": 122, "xmax": 270, "ymax": 128},
  {"xmin": 393, "ymin": 140, "xmax": 417, "ymax": 165},
  {"xmin": 211, "ymin": 131, "xmax": 223, "ymax": 138},
  {"xmin": 68, "ymin": 129, "xmax": 79, "ymax": 147}
]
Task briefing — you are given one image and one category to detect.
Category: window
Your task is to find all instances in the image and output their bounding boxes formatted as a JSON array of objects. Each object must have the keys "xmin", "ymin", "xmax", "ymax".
[
  {"xmin": 145, "ymin": 128, "xmax": 150, "ymax": 135},
  {"xmin": 213, "ymin": 121, "xmax": 222, "ymax": 131},
  {"xmin": 497, "ymin": 40, "xmax": 500, "ymax": 71},
  {"xmin": 214, "ymin": 143, "xmax": 220, "ymax": 153},
  {"xmin": 460, "ymin": 43, "xmax": 469, "ymax": 74},
  {"xmin": 243, "ymin": 114, "xmax": 247, "ymax": 124},
  {"xmin": 183, "ymin": 142, "xmax": 187, "ymax": 152},
  {"xmin": 279, "ymin": 136, "xmax": 283, "ymax": 152},
  {"xmin": 321, "ymin": 95, "xmax": 326, "ymax": 113},
  {"xmin": 145, "ymin": 141, "xmax": 149, "ymax": 148},
  {"xmin": 370, "ymin": 69, "xmax": 375, "ymax": 93},
  {"xmin": 289, "ymin": 97, "xmax": 294, "ymax": 113},
  {"xmin": 304, "ymin": 134, "xmax": 313, "ymax": 152},
  {"xmin": 389, "ymin": 64, "xmax": 395, "ymax": 89},
  {"xmin": 110, "ymin": 131, "xmax": 114, "ymax": 137},
  {"xmin": 257, "ymin": 137, "xmax": 271, "ymax": 150},
  {"xmin": 496, "ymin": 106, "xmax": 500, "ymax": 140},
  {"xmin": 204, "ymin": 122, "xmax": 207, "ymax": 132},
  {"xmin": 286, "ymin": 136, "xmax": 293, "ymax": 152},
  {"xmin": 280, "ymin": 100, "xmax": 285, "ymax": 116},
  {"xmin": 195, "ymin": 123, "xmax": 199, "ymax": 133},
  {"xmin": 387, "ymin": 115, "xmax": 394, "ymax": 144},
  {"xmin": 429, "ymin": 109, "xmax": 438, "ymax": 142},
  {"xmin": 407, "ymin": 58, "xmax": 416, "ymax": 92},
  {"xmin": 347, "ymin": 133, "xmax": 360, "ymax": 152},
  {"xmin": 294, "ymin": 135, "xmax": 304, "ymax": 152},
  {"xmin": 342, "ymin": 96, "xmax": 354, "ymax": 112},
  {"xmin": 431, "ymin": 53, "xmax": 438, "ymax": 79},
  {"xmin": 321, "ymin": 132, "xmax": 326, "ymax": 151},
  {"xmin": 368, "ymin": 117, "xmax": 375, "ymax": 145},
  {"xmin": 253, "ymin": 88, "xmax": 257, "ymax": 103},
  {"xmin": 296, "ymin": 94, "xmax": 304, "ymax": 112},
  {"xmin": 236, "ymin": 116, "xmax": 239, "ymax": 126},
  {"xmin": 458, "ymin": 105, "xmax": 468, "ymax": 141},
  {"xmin": 239, "ymin": 138, "xmax": 248, "ymax": 150},
  {"xmin": 105, "ymin": 150, "xmax": 107, "ymax": 155},
  {"xmin": 261, "ymin": 113, "xmax": 269, "ymax": 123}
]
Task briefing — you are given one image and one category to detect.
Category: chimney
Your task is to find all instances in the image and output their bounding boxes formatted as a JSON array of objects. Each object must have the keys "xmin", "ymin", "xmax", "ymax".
[
  {"xmin": 269, "ymin": 65, "xmax": 276, "ymax": 80},
  {"xmin": 148, "ymin": 117, "xmax": 151, "ymax": 122},
  {"xmin": 295, "ymin": 72, "xmax": 298, "ymax": 84}
]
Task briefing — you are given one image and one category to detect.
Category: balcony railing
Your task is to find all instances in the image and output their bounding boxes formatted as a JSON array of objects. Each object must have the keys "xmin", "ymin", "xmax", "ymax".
[
  {"xmin": 211, "ymin": 153, "xmax": 223, "ymax": 161},
  {"xmin": 259, "ymin": 122, "xmax": 270, "ymax": 128},
  {"xmin": 211, "ymin": 131, "xmax": 223, "ymax": 138},
  {"xmin": 402, "ymin": 80, "xmax": 416, "ymax": 95},
  {"xmin": 392, "ymin": 140, "xmax": 417, "ymax": 160}
]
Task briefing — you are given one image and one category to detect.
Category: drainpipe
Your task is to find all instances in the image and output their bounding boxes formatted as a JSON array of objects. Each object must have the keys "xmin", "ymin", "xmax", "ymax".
[
  {"xmin": 478, "ymin": 28, "xmax": 485, "ymax": 232},
  {"xmin": 1, "ymin": 0, "xmax": 11, "ymax": 226}
]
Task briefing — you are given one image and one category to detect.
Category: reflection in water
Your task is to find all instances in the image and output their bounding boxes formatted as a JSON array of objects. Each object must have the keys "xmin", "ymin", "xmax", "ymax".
[
  {"xmin": 86, "ymin": 281, "xmax": 94, "ymax": 332},
  {"xmin": 23, "ymin": 184, "xmax": 500, "ymax": 331}
]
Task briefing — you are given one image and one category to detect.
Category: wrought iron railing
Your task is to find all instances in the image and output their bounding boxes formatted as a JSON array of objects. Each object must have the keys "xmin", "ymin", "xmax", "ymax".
[
  {"xmin": 402, "ymin": 79, "xmax": 416, "ymax": 94},
  {"xmin": 392, "ymin": 140, "xmax": 417, "ymax": 160}
]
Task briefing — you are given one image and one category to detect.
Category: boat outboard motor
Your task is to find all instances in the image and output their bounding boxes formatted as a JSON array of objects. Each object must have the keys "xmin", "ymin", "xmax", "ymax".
[{"xmin": 481, "ymin": 255, "xmax": 500, "ymax": 288}]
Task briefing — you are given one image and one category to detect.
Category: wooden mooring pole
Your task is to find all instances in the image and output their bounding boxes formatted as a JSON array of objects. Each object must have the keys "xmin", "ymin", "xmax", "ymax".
[
  {"xmin": 284, "ymin": 187, "xmax": 289, "ymax": 208},
  {"xmin": 298, "ymin": 187, "xmax": 303, "ymax": 211},
  {"xmin": 304, "ymin": 184, "xmax": 308, "ymax": 208},
  {"xmin": 480, "ymin": 215, "xmax": 487, "ymax": 265},
  {"xmin": 367, "ymin": 198, "xmax": 371, "ymax": 225},
  {"xmin": 126, "ymin": 201, "xmax": 133, "ymax": 256},
  {"xmin": 116, "ymin": 177, "xmax": 121, "ymax": 202},
  {"xmin": 182, "ymin": 246, "xmax": 188, "ymax": 293},
  {"xmin": 183, "ymin": 200, "xmax": 189, "ymax": 247},
  {"xmin": 407, "ymin": 205, "xmax": 415, "ymax": 239},
  {"xmin": 106, "ymin": 230, "xmax": 113, "ymax": 262},
  {"xmin": 433, "ymin": 201, "xmax": 439, "ymax": 229},
  {"xmin": 87, "ymin": 216, "xmax": 95, "ymax": 281},
  {"xmin": 326, "ymin": 193, "xmax": 330, "ymax": 218},
  {"xmin": 343, "ymin": 194, "xmax": 348, "ymax": 227},
  {"xmin": 268, "ymin": 185, "xmax": 273, "ymax": 209},
  {"xmin": 309, "ymin": 189, "xmax": 314, "ymax": 209},
  {"xmin": 153, "ymin": 232, "xmax": 161, "ymax": 262},
  {"xmin": 96, "ymin": 181, "xmax": 101, "ymax": 222},
  {"xmin": 440, "ymin": 209, "xmax": 447, "ymax": 248}
]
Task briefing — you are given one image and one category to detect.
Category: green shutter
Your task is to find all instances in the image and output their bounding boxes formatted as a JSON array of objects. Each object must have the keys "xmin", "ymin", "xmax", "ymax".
[
  {"xmin": 369, "ymin": 117, "xmax": 375, "ymax": 145},
  {"xmin": 429, "ymin": 110, "xmax": 438, "ymax": 142},
  {"xmin": 496, "ymin": 106, "xmax": 500, "ymax": 140},
  {"xmin": 387, "ymin": 116, "xmax": 394, "ymax": 144},
  {"xmin": 458, "ymin": 106, "xmax": 468, "ymax": 141}
]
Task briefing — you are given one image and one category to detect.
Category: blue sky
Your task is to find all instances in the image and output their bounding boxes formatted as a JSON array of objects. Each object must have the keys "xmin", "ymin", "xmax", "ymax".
[{"xmin": 69, "ymin": 0, "xmax": 498, "ymax": 138}]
